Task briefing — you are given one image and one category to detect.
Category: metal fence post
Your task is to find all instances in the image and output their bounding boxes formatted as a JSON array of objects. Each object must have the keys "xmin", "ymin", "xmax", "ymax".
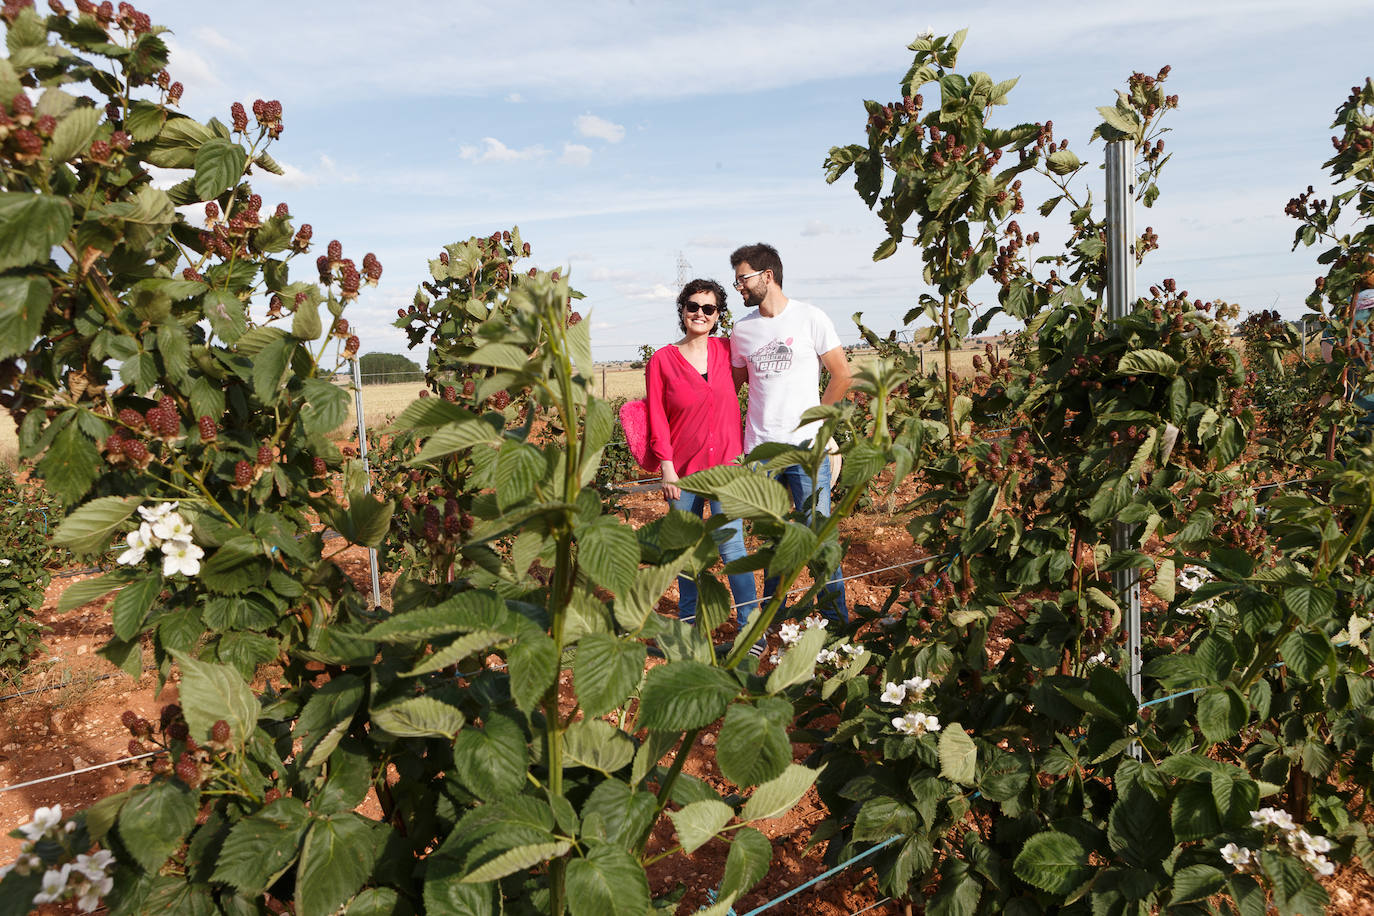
[
  {"xmin": 351, "ymin": 358, "xmax": 384, "ymax": 610},
  {"xmin": 1106, "ymin": 140, "xmax": 1143, "ymax": 744}
]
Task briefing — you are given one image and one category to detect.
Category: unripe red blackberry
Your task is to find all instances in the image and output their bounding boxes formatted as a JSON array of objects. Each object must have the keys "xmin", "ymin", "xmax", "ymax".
[
  {"xmin": 443, "ymin": 386, "xmax": 456, "ymax": 402},
  {"xmin": 344, "ymin": 335, "xmax": 360, "ymax": 357},
  {"xmin": 168, "ymin": 81, "xmax": 183, "ymax": 103},
  {"xmin": 121, "ymin": 709, "xmax": 139, "ymax": 730},
  {"xmin": 11, "ymin": 93, "xmax": 31, "ymax": 120},
  {"xmin": 197, "ymin": 415, "xmax": 217, "ymax": 442},
  {"xmin": 312, "ymin": 456, "xmax": 327, "ymax": 476},
  {"xmin": 293, "ymin": 223, "xmax": 312, "ymax": 251},
  {"xmin": 264, "ymin": 788, "xmax": 282, "ymax": 804},
  {"xmin": 13, "ymin": 129, "xmax": 41, "ymax": 160},
  {"xmin": 34, "ymin": 114, "xmax": 56, "ymax": 137},
  {"xmin": 327, "ymin": 239, "xmax": 342, "ymax": 261},
  {"xmin": 438, "ymin": 251, "xmax": 449, "ymax": 265},
  {"xmin": 119, "ymin": 407, "xmax": 144, "ymax": 429},
  {"xmin": 49, "ymin": 0, "xmax": 67, "ymax": 13},
  {"xmin": 174, "ymin": 754, "xmax": 201, "ymax": 787},
  {"xmin": 211, "ymin": 719, "xmax": 230, "ymax": 744},
  {"xmin": 462, "ymin": 379, "xmax": 475, "ymax": 397},
  {"xmin": 257, "ymin": 444, "xmax": 273, "ymax": 466},
  {"xmin": 332, "ymin": 318, "xmax": 349, "ymax": 337},
  {"xmin": 87, "ymin": 139, "xmax": 111, "ymax": 163},
  {"xmin": 400, "ymin": 496, "xmax": 414, "ymax": 512},
  {"xmin": 444, "ymin": 513, "xmax": 461, "ymax": 536},
  {"xmin": 234, "ymin": 460, "xmax": 253, "ymax": 487},
  {"xmin": 230, "ymin": 102, "xmax": 247, "ymax": 131},
  {"xmin": 127, "ymin": 739, "xmax": 144, "ymax": 756},
  {"xmin": 159, "ymin": 394, "xmax": 175, "ymax": 412},
  {"xmin": 204, "ymin": 200, "xmax": 220, "ymax": 222},
  {"xmin": 167, "ymin": 719, "xmax": 189, "ymax": 741},
  {"xmin": 316, "ymin": 255, "xmax": 331, "ymax": 280},
  {"xmin": 491, "ymin": 390, "xmax": 511, "ymax": 410},
  {"xmin": 121, "ymin": 438, "xmax": 149, "ymax": 466},
  {"xmin": 523, "ymin": 242, "xmax": 531, "ymax": 256},
  {"xmin": 274, "ymin": 202, "xmax": 288, "ymax": 218}
]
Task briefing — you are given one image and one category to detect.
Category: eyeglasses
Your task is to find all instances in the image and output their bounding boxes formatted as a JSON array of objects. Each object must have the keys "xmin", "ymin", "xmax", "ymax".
[
  {"xmin": 682, "ymin": 302, "xmax": 720, "ymax": 316},
  {"xmin": 732, "ymin": 269, "xmax": 766, "ymax": 289}
]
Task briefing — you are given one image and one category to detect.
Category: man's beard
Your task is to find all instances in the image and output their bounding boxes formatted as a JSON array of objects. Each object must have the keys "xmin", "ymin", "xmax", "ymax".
[{"xmin": 740, "ymin": 283, "xmax": 763, "ymax": 307}]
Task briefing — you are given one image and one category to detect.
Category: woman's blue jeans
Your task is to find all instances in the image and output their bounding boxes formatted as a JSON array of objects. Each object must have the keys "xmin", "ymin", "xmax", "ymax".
[
  {"xmin": 668, "ymin": 493, "xmax": 759, "ymax": 626},
  {"xmin": 765, "ymin": 459, "xmax": 848, "ymax": 624}
]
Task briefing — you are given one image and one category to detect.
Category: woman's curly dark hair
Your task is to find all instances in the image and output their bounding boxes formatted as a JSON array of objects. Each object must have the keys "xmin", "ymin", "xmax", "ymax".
[{"xmin": 676, "ymin": 278, "xmax": 730, "ymax": 336}]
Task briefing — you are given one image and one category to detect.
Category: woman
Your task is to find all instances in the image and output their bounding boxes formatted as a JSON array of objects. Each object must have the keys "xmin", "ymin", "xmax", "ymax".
[{"xmin": 645, "ymin": 279, "xmax": 760, "ymax": 638}]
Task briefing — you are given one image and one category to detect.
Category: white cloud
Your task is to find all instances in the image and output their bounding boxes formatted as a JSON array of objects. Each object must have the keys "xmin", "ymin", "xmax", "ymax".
[
  {"xmin": 800, "ymin": 220, "xmax": 833, "ymax": 237},
  {"xmin": 505, "ymin": 92, "xmax": 523, "ymax": 103},
  {"xmin": 458, "ymin": 138, "xmax": 548, "ymax": 163},
  {"xmin": 575, "ymin": 114, "xmax": 626, "ymax": 143},
  {"xmin": 257, "ymin": 153, "xmax": 360, "ymax": 190},
  {"xmin": 560, "ymin": 143, "xmax": 593, "ymax": 167},
  {"xmin": 624, "ymin": 283, "xmax": 674, "ymax": 301}
]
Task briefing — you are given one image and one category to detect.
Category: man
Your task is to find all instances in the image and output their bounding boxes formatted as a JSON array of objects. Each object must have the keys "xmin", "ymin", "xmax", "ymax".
[{"xmin": 729, "ymin": 242, "xmax": 852, "ymax": 623}]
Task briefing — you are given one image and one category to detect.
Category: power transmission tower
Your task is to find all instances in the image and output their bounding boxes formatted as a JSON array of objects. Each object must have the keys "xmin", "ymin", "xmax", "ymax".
[{"xmin": 675, "ymin": 251, "xmax": 693, "ymax": 288}]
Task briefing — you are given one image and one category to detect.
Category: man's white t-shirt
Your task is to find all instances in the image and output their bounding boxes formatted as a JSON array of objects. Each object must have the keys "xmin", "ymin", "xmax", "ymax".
[{"xmin": 729, "ymin": 299, "xmax": 843, "ymax": 452}]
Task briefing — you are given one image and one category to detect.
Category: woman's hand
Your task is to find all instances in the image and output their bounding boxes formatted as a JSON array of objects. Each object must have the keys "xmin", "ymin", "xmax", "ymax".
[{"xmin": 660, "ymin": 462, "xmax": 681, "ymax": 503}]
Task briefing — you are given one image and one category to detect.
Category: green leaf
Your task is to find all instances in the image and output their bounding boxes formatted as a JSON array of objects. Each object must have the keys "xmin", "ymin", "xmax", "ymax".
[
  {"xmin": 574, "ymin": 633, "xmax": 646, "ymax": 718},
  {"xmin": 1282, "ymin": 584, "xmax": 1336, "ymax": 624},
  {"xmin": 741, "ymin": 763, "xmax": 818, "ymax": 821},
  {"xmin": 194, "ymin": 137, "xmax": 248, "ymax": 201},
  {"xmin": 173, "ymin": 651, "xmax": 259, "ymax": 749},
  {"xmin": 1096, "ymin": 104, "xmax": 1143, "ymax": 141},
  {"xmin": 467, "ymin": 342, "xmax": 531, "ymax": 372},
  {"xmin": 372, "ymin": 695, "xmax": 465, "ymax": 739},
  {"xmin": 639, "ymin": 660, "xmax": 739, "ymax": 730},
  {"xmin": 297, "ymin": 674, "xmax": 365, "ymax": 766},
  {"xmin": 403, "ymin": 630, "xmax": 506, "ymax": 677},
  {"xmin": 111, "ymin": 573, "xmax": 161, "ymax": 641},
  {"xmin": 57, "ymin": 569, "xmax": 136, "ymax": 613},
  {"xmin": 364, "ymin": 590, "xmax": 506, "ymax": 643},
  {"xmin": 39, "ymin": 420, "xmax": 100, "ymax": 503},
  {"xmin": 717, "ymin": 698, "xmax": 793, "ymax": 787},
  {"xmin": 117, "ymin": 780, "xmax": 200, "ymax": 872},
  {"xmin": 329, "ymin": 490, "xmax": 394, "ymax": 549},
  {"xmin": 1107, "ymin": 782, "xmax": 1171, "ymax": 868},
  {"xmin": 47, "ymin": 105, "xmax": 100, "ymax": 162},
  {"xmin": 1012, "ymin": 831, "xmax": 1090, "ymax": 894},
  {"xmin": 302, "ymin": 378, "xmax": 350, "ymax": 436},
  {"xmin": 576, "ymin": 517, "xmax": 639, "ymax": 595},
  {"xmin": 346, "ymin": 888, "xmax": 408, "ymax": 916},
  {"xmin": 717, "ymin": 827, "xmax": 771, "ymax": 900},
  {"xmin": 252, "ymin": 337, "xmax": 293, "ymax": 402},
  {"xmin": 292, "ymin": 296, "xmax": 323, "ymax": 341},
  {"xmin": 464, "ymin": 840, "xmax": 571, "ymax": 884},
  {"xmin": 938, "ymin": 723, "xmax": 976, "ymax": 785},
  {"xmin": 0, "ymin": 192, "xmax": 72, "ymax": 271},
  {"xmin": 453, "ymin": 713, "xmax": 528, "ymax": 801},
  {"xmin": 507, "ymin": 632, "xmax": 558, "ymax": 713},
  {"xmin": 565, "ymin": 846, "xmax": 651, "ymax": 916},
  {"xmin": 296, "ymin": 814, "xmax": 383, "ymax": 916},
  {"xmin": 0, "ymin": 274, "xmax": 51, "ymax": 358},
  {"xmin": 1197, "ymin": 687, "xmax": 1248, "ymax": 743},
  {"xmin": 412, "ymin": 417, "xmax": 504, "ymax": 464},
  {"xmin": 1279, "ymin": 630, "xmax": 1334, "ymax": 682},
  {"xmin": 1046, "ymin": 149, "xmax": 1082, "ymax": 175},
  {"xmin": 494, "ymin": 440, "xmax": 544, "ymax": 509},
  {"xmin": 1171, "ymin": 782, "xmax": 1221, "ymax": 842},
  {"xmin": 390, "ymin": 398, "xmax": 473, "ymax": 431},
  {"xmin": 52, "ymin": 496, "xmax": 139, "ymax": 556},
  {"xmin": 204, "ymin": 289, "xmax": 247, "ymax": 344},
  {"xmin": 768, "ymin": 521, "xmax": 819, "ymax": 580},
  {"xmin": 564, "ymin": 718, "xmax": 636, "ymax": 774},
  {"xmin": 211, "ymin": 798, "xmax": 310, "ymax": 896},
  {"xmin": 156, "ymin": 318, "xmax": 190, "ymax": 379},
  {"xmin": 765, "ymin": 626, "xmax": 827, "ymax": 696},
  {"xmin": 670, "ymin": 800, "xmax": 734, "ymax": 854},
  {"xmin": 715, "ymin": 475, "xmax": 792, "ymax": 521},
  {"xmin": 1116, "ymin": 348, "xmax": 1178, "ymax": 377}
]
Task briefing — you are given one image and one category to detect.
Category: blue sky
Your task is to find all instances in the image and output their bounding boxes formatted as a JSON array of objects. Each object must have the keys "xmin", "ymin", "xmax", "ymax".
[{"xmin": 135, "ymin": 0, "xmax": 1374, "ymax": 362}]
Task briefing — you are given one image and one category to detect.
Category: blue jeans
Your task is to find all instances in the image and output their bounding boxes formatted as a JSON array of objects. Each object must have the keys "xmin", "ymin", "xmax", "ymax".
[
  {"xmin": 765, "ymin": 460, "xmax": 848, "ymax": 624},
  {"xmin": 669, "ymin": 493, "xmax": 759, "ymax": 626}
]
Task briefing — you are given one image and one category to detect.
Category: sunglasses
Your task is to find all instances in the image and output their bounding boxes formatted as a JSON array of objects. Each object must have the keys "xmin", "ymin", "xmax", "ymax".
[{"xmin": 682, "ymin": 302, "xmax": 720, "ymax": 316}]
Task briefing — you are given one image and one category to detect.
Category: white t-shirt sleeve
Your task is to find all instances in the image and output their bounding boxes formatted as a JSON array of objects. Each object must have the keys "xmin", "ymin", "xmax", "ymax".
[{"xmin": 809, "ymin": 306, "xmax": 843, "ymax": 355}]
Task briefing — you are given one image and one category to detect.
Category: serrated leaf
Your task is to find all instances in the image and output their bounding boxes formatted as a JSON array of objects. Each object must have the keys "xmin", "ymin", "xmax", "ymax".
[
  {"xmin": 0, "ymin": 274, "xmax": 51, "ymax": 358},
  {"xmin": 467, "ymin": 342, "xmax": 531, "ymax": 372},
  {"xmin": 51, "ymin": 496, "xmax": 138, "ymax": 555},
  {"xmin": 1282, "ymin": 584, "xmax": 1336, "ymax": 624},
  {"xmin": 764, "ymin": 625, "xmax": 826, "ymax": 694},
  {"xmin": 390, "ymin": 397, "xmax": 473, "ymax": 431},
  {"xmin": 715, "ymin": 474, "xmax": 791, "ymax": 521},
  {"xmin": 117, "ymin": 780, "xmax": 199, "ymax": 872},
  {"xmin": 463, "ymin": 840, "xmax": 570, "ymax": 883},
  {"xmin": 576, "ymin": 517, "xmax": 639, "ymax": 595},
  {"xmin": 639, "ymin": 660, "xmax": 739, "ymax": 730},
  {"xmin": 211, "ymin": 798, "xmax": 310, "ymax": 896},
  {"xmin": 297, "ymin": 674, "xmax": 366, "ymax": 767},
  {"xmin": 1279, "ymin": 630, "xmax": 1333, "ymax": 681},
  {"xmin": 412, "ymin": 417, "xmax": 504, "ymax": 464},
  {"xmin": 573, "ymin": 633, "xmax": 646, "ymax": 718},
  {"xmin": 301, "ymin": 378, "xmax": 350, "ymax": 436},
  {"xmin": 203, "ymin": 289, "xmax": 247, "ymax": 344},
  {"xmin": 565, "ymin": 846, "xmax": 650, "ymax": 916},
  {"xmin": 172, "ymin": 651, "xmax": 259, "ymax": 749},
  {"xmin": 194, "ymin": 137, "xmax": 247, "ymax": 201},
  {"xmin": 1012, "ymin": 831, "xmax": 1090, "ymax": 894},
  {"xmin": 717, "ymin": 698, "xmax": 793, "ymax": 787},
  {"xmin": 38, "ymin": 414, "xmax": 99, "ymax": 503},
  {"xmin": 1197, "ymin": 688, "xmax": 1247, "ymax": 743},
  {"xmin": 403, "ymin": 630, "xmax": 506, "ymax": 677},
  {"xmin": 670, "ymin": 800, "xmax": 734, "ymax": 854},
  {"xmin": 296, "ymin": 814, "xmax": 382, "ymax": 916},
  {"xmin": 0, "ymin": 192, "xmax": 72, "ymax": 271},
  {"xmin": 252, "ymin": 336, "xmax": 293, "ymax": 402},
  {"xmin": 1117, "ymin": 348, "xmax": 1178, "ymax": 376},
  {"xmin": 564, "ymin": 718, "xmax": 636, "ymax": 774},
  {"xmin": 741, "ymin": 763, "xmax": 817, "ymax": 821},
  {"xmin": 938, "ymin": 724, "xmax": 976, "ymax": 785},
  {"xmin": 57, "ymin": 569, "xmax": 136, "ymax": 612},
  {"xmin": 372, "ymin": 695, "xmax": 465, "ymax": 739},
  {"xmin": 47, "ymin": 106, "xmax": 100, "ymax": 162},
  {"xmin": 718, "ymin": 827, "xmax": 771, "ymax": 900},
  {"xmin": 768, "ymin": 522, "xmax": 818, "ymax": 579},
  {"xmin": 453, "ymin": 713, "xmax": 527, "ymax": 801},
  {"xmin": 1046, "ymin": 149, "xmax": 1082, "ymax": 175},
  {"xmin": 507, "ymin": 632, "xmax": 558, "ymax": 712},
  {"xmin": 111, "ymin": 573, "xmax": 161, "ymax": 641}
]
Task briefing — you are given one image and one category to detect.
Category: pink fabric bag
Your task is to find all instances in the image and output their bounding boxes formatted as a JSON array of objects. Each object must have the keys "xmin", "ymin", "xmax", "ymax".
[{"xmin": 618, "ymin": 398, "xmax": 660, "ymax": 473}]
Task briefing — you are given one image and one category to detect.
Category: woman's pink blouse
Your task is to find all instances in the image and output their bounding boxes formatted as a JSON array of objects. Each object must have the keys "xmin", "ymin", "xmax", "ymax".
[{"xmin": 644, "ymin": 336, "xmax": 744, "ymax": 476}]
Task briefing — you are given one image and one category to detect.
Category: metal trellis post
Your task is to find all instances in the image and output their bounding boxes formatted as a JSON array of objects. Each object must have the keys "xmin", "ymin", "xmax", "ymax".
[
  {"xmin": 351, "ymin": 358, "xmax": 384, "ymax": 610},
  {"xmin": 1106, "ymin": 140, "xmax": 1143, "ymax": 746}
]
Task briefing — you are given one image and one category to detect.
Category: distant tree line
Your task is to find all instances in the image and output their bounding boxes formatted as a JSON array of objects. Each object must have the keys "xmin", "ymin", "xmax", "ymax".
[{"xmin": 358, "ymin": 352, "xmax": 424, "ymax": 385}]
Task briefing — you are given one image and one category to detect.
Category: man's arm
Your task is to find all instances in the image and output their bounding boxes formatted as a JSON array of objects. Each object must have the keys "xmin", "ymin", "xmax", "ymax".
[
  {"xmin": 732, "ymin": 363, "xmax": 749, "ymax": 392},
  {"xmin": 819, "ymin": 346, "xmax": 852, "ymax": 405}
]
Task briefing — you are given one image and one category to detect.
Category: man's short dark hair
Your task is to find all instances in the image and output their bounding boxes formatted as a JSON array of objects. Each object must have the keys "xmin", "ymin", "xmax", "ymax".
[
  {"xmin": 676, "ymin": 278, "xmax": 729, "ymax": 336},
  {"xmin": 730, "ymin": 242, "xmax": 783, "ymax": 289}
]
